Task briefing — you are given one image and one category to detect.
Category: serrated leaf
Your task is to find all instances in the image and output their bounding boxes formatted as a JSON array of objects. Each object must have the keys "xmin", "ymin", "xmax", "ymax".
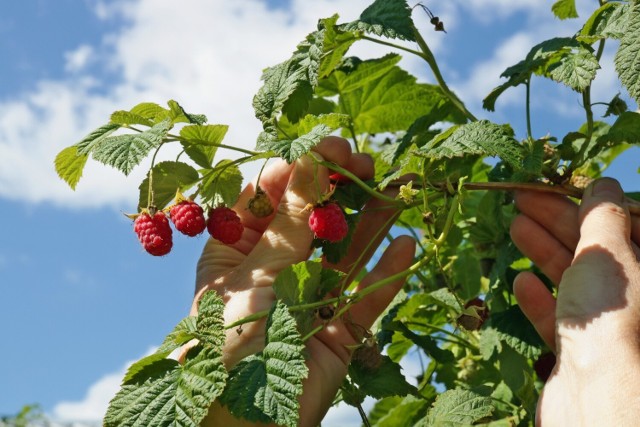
[
  {"xmin": 334, "ymin": 53, "xmax": 402, "ymax": 94},
  {"xmin": 425, "ymin": 388, "xmax": 494, "ymax": 426},
  {"xmin": 551, "ymin": 0, "xmax": 578, "ymax": 20},
  {"xmin": 198, "ymin": 159, "xmax": 243, "ymax": 207},
  {"xmin": 110, "ymin": 111, "xmax": 154, "ymax": 127},
  {"xmin": 123, "ymin": 317, "xmax": 198, "ymax": 384},
  {"xmin": 138, "ymin": 161, "xmax": 200, "ymax": 210},
  {"xmin": 179, "ymin": 124, "xmax": 229, "ymax": 168},
  {"xmin": 419, "ymin": 121, "xmax": 523, "ymax": 168},
  {"xmin": 615, "ymin": 3, "xmax": 640, "ymax": 104},
  {"xmin": 579, "ymin": 2, "xmax": 629, "ymax": 43},
  {"xmin": 349, "ymin": 355, "xmax": 416, "ymax": 399},
  {"xmin": 104, "ymin": 345, "xmax": 227, "ymax": 427},
  {"xmin": 130, "ymin": 102, "xmax": 169, "ymax": 123},
  {"xmin": 75, "ymin": 123, "xmax": 121, "ymax": 154},
  {"xmin": 297, "ymin": 113, "xmax": 351, "ymax": 136},
  {"xmin": 600, "ymin": 111, "xmax": 640, "ymax": 145},
  {"xmin": 390, "ymin": 322, "xmax": 454, "ymax": 363},
  {"xmin": 54, "ymin": 145, "xmax": 89, "ymax": 190},
  {"xmin": 371, "ymin": 395, "xmax": 429, "ymax": 427},
  {"xmin": 259, "ymin": 124, "xmax": 334, "ymax": 163},
  {"xmin": 273, "ymin": 261, "xmax": 344, "ymax": 334},
  {"xmin": 221, "ymin": 302, "xmax": 308, "ymax": 427},
  {"xmin": 546, "ymin": 48, "xmax": 600, "ymax": 91},
  {"xmin": 485, "ymin": 306, "xmax": 544, "ymax": 359},
  {"xmin": 318, "ymin": 15, "xmax": 360, "ymax": 78},
  {"xmin": 196, "ymin": 291, "xmax": 226, "ymax": 348},
  {"xmin": 93, "ymin": 119, "xmax": 172, "ymax": 176},
  {"xmin": 167, "ymin": 100, "xmax": 207, "ymax": 125},
  {"xmin": 341, "ymin": 0, "xmax": 416, "ymax": 41}
]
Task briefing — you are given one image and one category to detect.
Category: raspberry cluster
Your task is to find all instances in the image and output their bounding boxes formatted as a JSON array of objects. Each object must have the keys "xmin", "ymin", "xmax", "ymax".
[{"xmin": 132, "ymin": 201, "xmax": 243, "ymax": 256}]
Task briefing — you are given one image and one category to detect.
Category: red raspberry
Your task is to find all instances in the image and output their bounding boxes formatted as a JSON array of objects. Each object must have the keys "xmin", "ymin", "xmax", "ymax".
[
  {"xmin": 207, "ymin": 207, "xmax": 244, "ymax": 244},
  {"xmin": 170, "ymin": 200, "xmax": 206, "ymax": 236},
  {"xmin": 534, "ymin": 352, "xmax": 556, "ymax": 382},
  {"xmin": 133, "ymin": 211, "xmax": 173, "ymax": 256},
  {"xmin": 308, "ymin": 202, "xmax": 348, "ymax": 242}
]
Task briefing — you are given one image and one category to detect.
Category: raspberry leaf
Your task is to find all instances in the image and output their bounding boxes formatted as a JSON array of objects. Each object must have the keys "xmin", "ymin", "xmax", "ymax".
[
  {"xmin": 481, "ymin": 306, "xmax": 544, "ymax": 359},
  {"xmin": 220, "ymin": 301, "xmax": 308, "ymax": 427},
  {"xmin": 551, "ymin": 0, "xmax": 578, "ymax": 20},
  {"xmin": 348, "ymin": 355, "xmax": 417, "ymax": 399},
  {"xmin": 578, "ymin": 2, "xmax": 629, "ymax": 43},
  {"xmin": 179, "ymin": 124, "xmax": 229, "ymax": 168},
  {"xmin": 418, "ymin": 121, "xmax": 523, "ymax": 169},
  {"xmin": 422, "ymin": 388, "xmax": 494, "ymax": 426},
  {"xmin": 93, "ymin": 119, "xmax": 172, "ymax": 176},
  {"xmin": 199, "ymin": 159, "xmax": 243, "ymax": 207},
  {"xmin": 341, "ymin": 0, "xmax": 416, "ymax": 41},
  {"xmin": 110, "ymin": 111, "xmax": 154, "ymax": 127},
  {"xmin": 137, "ymin": 161, "xmax": 199, "ymax": 210},
  {"xmin": 257, "ymin": 123, "xmax": 334, "ymax": 163},
  {"xmin": 614, "ymin": 2, "xmax": 640, "ymax": 104},
  {"xmin": 166, "ymin": 100, "xmax": 208, "ymax": 125},
  {"xmin": 546, "ymin": 47, "xmax": 600, "ymax": 92},
  {"xmin": 104, "ymin": 346, "xmax": 227, "ymax": 427},
  {"xmin": 318, "ymin": 15, "xmax": 360, "ymax": 79},
  {"xmin": 273, "ymin": 261, "xmax": 344, "ymax": 334},
  {"xmin": 54, "ymin": 145, "xmax": 89, "ymax": 190}
]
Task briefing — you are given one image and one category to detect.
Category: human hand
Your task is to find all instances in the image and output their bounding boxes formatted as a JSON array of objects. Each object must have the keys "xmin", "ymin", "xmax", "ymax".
[
  {"xmin": 190, "ymin": 136, "xmax": 416, "ymax": 426},
  {"xmin": 510, "ymin": 178, "xmax": 640, "ymax": 425}
]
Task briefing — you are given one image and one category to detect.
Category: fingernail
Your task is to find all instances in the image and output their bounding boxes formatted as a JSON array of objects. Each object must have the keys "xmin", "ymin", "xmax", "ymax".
[{"xmin": 589, "ymin": 177, "xmax": 623, "ymax": 200}]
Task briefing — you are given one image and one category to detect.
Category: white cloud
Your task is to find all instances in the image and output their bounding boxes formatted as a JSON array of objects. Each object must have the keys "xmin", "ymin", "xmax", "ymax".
[
  {"xmin": 51, "ymin": 347, "xmax": 156, "ymax": 422},
  {"xmin": 64, "ymin": 45, "xmax": 94, "ymax": 73}
]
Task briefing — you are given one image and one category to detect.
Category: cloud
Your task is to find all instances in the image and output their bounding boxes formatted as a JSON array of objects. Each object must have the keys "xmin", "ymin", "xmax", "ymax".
[
  {"xmin": 51, "ymin": 347, "xmax": 156, "ymax": 422},
  {"xmin": 64, "ymin": 45, "xmax": 95, "ymax": 73}
]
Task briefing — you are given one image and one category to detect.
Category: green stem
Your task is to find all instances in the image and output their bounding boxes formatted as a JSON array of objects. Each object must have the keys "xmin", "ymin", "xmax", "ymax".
[
  {"xmin": 573, "ymin": 86, "xmax": 594, "ymax": 169},
  {"xmin": 411, "ymin": 27, "xmax": 477, "ymax": 122},
  {"xmin": 166, "ymin": 133, "xmax": 260, "ymax": 157},
  {"xmin": 361, "ymin": 35, "xmax": 427, "ymax": 60},
  {"xmin": 316, "ymin": 160, "xmax": 402, "ymax": 205},
  {"xmin": 525, "ymin": 78, "xmax": 533, "ymax": 140},
  {"xmin": 405, "ymin": 321, "xmax": 474, "ymax": 349}
]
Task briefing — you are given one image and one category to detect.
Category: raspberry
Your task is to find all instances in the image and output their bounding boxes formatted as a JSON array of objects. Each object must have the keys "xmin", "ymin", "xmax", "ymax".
[
  {"xmin": 207, "ymin": 206, "xmax": 244, "ymax": 244},
  {"xmin": 170, "ymin": 200, "xmax": 206, "ymax": 236},
  {"xmin": 308, "ymin": 202, "xmax": 348, "ymax": 242},
  {"xmin": 534, "ymin": 352, "xmax": 556, "ymax": 382},
  {"xmin": 457, "ymin": 298, "xmax": 489, "ymax": 331},
  {"xmin": 247, "ymin": 187, "xmax": 274, "ymax": 218},
  {"xmin": 133, "ymin": 211, "xmax": 173, "ymax": 256}
]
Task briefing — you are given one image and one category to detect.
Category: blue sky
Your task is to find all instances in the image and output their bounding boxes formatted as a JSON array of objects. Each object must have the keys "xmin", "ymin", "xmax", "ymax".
[{"xmin": 0, "ymin": 0, "xmax": 637, "ymax": 424}]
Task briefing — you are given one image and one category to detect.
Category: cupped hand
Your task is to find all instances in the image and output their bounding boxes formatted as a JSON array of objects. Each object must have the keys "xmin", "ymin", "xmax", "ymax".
[{"xmin": 191, "ymin": 136, "xmax": 416, "ymax": 426}]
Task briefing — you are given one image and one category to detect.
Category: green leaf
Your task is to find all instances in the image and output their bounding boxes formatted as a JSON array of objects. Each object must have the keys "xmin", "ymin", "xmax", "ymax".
[
  {"xmin": 167, "ymin": 100, "xmax": 208, "ymax": 125},
  {"xmin": 221, "ymin": 301, "xmax": 308, "ymax": 427},
  {"xmin": 54, "ymin": 145, "xmax": 89, "ymax": 190},
  {"xmin": 318, "ymin": 15, "xmax": 360, "ymax": 78},
  {"xmin": 579, "ymin": 2, "xmax": 630, "ymax": 43},
  {"xmin": 419, "ymin": 121, "xmax": 523, "ymax": 168},
  {"xmin": 129, "ymin": 102, "xmax": 170, "ymax": 123},
  {"xmin": 93, "ymin": 119, "xmax": 172, "ymax": 176},
  {"xmin": 424, "ymin": 388, "xmax": 494, "ymax": 426},
  {"xmin": 551, "ymin": 0, "xmax": 578, "ymax": 20},
  {"xmin": 615, "ymin": 2, "xmax": 640, "ymax": 104},
  {"xmin": 110, "ymin": 111, "xmax": 154, "ymax": 127},
  {"xmin": 196, "ymin": 290, "xmax": 226, "ymax": 348},
  {"xmin": 198, "ymin": 159, "xmax": 243, "ymax": 207},
  {"xmin": 123, "ymin": 317, "xmax": 198, "ymax": 384},
  {"xmin": 333, "ymin": 53, "xmax": 402, "ymax": 94},
  {"xmin": 484, "ymin": 305, "xmax": 544, "ymax": 359},
  {"xmin": 104, "ymin": 345, "xmax": 227, "ymax": 427},
  {"xmin": 599, "ymin": 111, "xmax": 640, "ymax": 145},
  {"xmin": 369, "ymin": 395, "xmax": 428, "ymax": 427},
  {"xmin": 297, "ymin": 113, "xmax": 351, "ymax": 136},
  {"xmin": 258, "ymin": 124, "xmax": 334, "ymax": 163},
  {"xmin": 391, "ymin": 322, "xmax": 455, "ymax": 363},
  {"xmin": 137, "ymin": 161, "xmax": 200, "ymax": 210},
  {"xmin": 273, "ymin": 261, "xmax": 344, "ymax": 335},
  {"xmin": 546, "ymin": 47, "xmax": 600, "ymax": 91},
  {"xmin": 179, "ymin": 124, "xmax": 229, "ymax": 168},
  {"xmin": 349, "ymin": 355, "xmax": 416, "ymax": 399},
  {"xmin": 75, "ymin": 123, "xmax": 121, "ymax": 154},
  {"xmin": 341, "ymin": 0, "xmax": 416, "ymax": 41}
]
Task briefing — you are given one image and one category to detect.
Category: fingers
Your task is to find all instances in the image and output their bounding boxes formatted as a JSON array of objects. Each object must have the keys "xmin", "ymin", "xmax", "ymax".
[
  {"xmin": 348, "ymin": 236, "xmax": 416, "ymax": 329},
  {"xmin": 576, "ymin": 178, "xmax": 636, "ymax": 260},
  {"xmin": 510, "ymin": 214, "xmax": 574, "ymax": 285},
  {"xmin": 513, "ymin": 271, "xmax": 557, "ymax": 351},
  {"xmin": 513, "ymin": 191, "xmax": 580, "ymax": 252}
]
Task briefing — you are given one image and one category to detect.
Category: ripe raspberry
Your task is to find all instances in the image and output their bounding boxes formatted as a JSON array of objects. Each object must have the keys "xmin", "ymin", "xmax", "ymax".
[
  {"xmin": 329, "ymin": 172, "xmax": 351, "ymax": 184},
  {"xmin": 247, "ymin": 187, "xmax": 274, "ymax": 218},
  {"xmin": 308, "ymin": 202, "xmax": 348, "ymax": 242},
  {"xmin": 207, "ymin": 206, "xmax": 244, "ymax": 244},
  {"xmin": 170, "ymin": 200, "xmax": 206, "ymax": 236},
  {"xmin": 133, "ymin": 211, "xmax": 173, "ymax": 256}
]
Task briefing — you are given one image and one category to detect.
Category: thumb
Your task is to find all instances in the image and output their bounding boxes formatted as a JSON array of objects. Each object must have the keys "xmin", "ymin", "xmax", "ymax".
[{"xmin": 575, "ymin": 177, "xmax": 632, "ymax": 258}]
